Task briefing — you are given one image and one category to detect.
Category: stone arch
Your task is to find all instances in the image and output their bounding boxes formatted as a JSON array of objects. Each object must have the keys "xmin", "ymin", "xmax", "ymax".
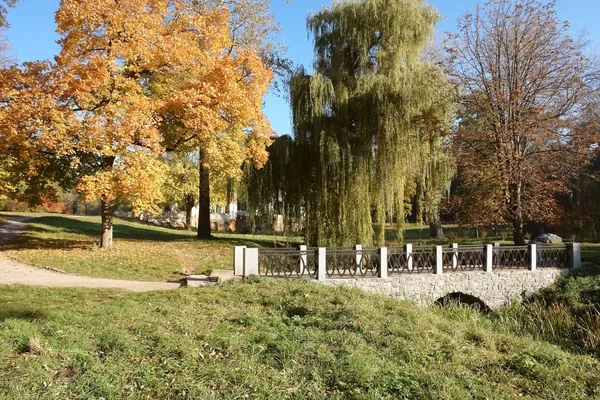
[{"xmin": 435, "ymin": 292, "xmax": 491, "ymax": 313}]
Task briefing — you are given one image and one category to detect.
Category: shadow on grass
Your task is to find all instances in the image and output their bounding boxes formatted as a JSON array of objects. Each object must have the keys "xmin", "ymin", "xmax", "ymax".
[
  {"xmin": 0, "ymin": 308, "xmax": 47, "ymax": 323},
  {"xmin": 1, "ymin": 215, "xmax": 297, "ymax": 250}
]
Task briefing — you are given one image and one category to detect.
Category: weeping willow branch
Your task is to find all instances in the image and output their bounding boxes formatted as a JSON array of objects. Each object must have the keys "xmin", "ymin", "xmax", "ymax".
[{"xmin": 243, "ymin": 0, "xmax": 455, "ymax": 246}]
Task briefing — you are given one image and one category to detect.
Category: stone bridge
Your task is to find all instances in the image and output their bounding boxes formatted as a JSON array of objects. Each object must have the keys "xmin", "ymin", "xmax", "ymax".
[
  {"xmin": 323, "ymin": 268, "xmax": 570, "ymax": 309},
  {"xmin": 234, "ymin": 243, "xmax": 581, "ymax": 309}
]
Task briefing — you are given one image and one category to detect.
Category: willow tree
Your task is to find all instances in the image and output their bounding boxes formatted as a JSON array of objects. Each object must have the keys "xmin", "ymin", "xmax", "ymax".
[{"xmin": 244, "ymin": 0, "xmax": 454, "ymax": 246}]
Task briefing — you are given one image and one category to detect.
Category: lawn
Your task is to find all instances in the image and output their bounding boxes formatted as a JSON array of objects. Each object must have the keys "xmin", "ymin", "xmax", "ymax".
[
  {"xmin": 385, "ymin": 224, "xmax": 515, "ymax": 245},
  {"xmin": 0, "ymin": 280, "xmax": 598, "ymax": 399},
  {"xmin": 0, "ymin": 213, "xmax": 301, "ymax": 282},
  {"xmin": 1, "ymin": 213, "xmax": 597, "ymax": 282}
]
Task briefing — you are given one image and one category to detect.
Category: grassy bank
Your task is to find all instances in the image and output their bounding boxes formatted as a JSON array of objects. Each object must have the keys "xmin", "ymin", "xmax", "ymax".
[
  {"xmin": 0, "ymin": 280, "xmax": 598, "ymax": 399},
  {"xmin": 0, "ymin": 213, "xmax": 301, "ymax": 281},
  {"xmin": 493, "ymin": 266, "xmax": 600, "ymax": 357}
]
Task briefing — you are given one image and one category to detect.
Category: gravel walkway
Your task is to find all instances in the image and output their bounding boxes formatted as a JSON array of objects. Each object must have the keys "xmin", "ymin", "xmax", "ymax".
[{"xmin": 0, "ymin": 216, "xmax": 182, "ymax": 291}]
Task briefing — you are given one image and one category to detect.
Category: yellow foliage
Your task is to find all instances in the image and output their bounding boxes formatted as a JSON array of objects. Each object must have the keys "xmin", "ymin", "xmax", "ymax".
[
  {"xmin": 0, "ymin": 0, "xmax": 273, "ymax": 229},
  {"xmin": 50, "ymin": 0, "xmax": 272, "ymax": 214}
]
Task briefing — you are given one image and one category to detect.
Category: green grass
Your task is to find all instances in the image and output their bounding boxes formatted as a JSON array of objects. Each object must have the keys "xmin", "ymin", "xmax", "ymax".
[
  {"xmin": 385, "ymin": 223, "xmax": 525, "ymax": 246},
  {"xmin": 0, "ymin": 280, "xmax": 598, "ymax": 399},
  {"xmin": 493, "ymin": 266, "xmax": 600, "ymax": 357},
  {"xmin": 1, "ymin": 213, "xmax": 598, "ymax": 282},
  {"xmin": 0, "ymin": 213, "xmax": 301, "ymax": 282},
  {"xmin": 581, "ymin": 243, "xmax": 600, "ymax": 265}
]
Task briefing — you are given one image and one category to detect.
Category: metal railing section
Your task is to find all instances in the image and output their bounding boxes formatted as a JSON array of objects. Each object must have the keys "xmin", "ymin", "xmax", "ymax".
[
  {"xmin": 387, "ymin": 247, "xmax": 407, "ymax": 274},
  {"xmin": 258, "ymin": 248, "xmax": 317, "ymax": 279},
  {"xmin": 248, "ymin": 243, "xmax": 576, "ymax": 279},
  {"xmin": 325, "ymin": 247, "xmax": 380, "ymax": 278},
  {"xmin": 409, "ymin": 247, "xmax": 436, "ymax": 273},
  {"xmin": 538, "ymin": 245, "xmax": 568, "ymax": 268},
  {"xmin": 493, "ymin": 246, "xmax": 529, "ymax": 269},
  {"xmin": 442, "ymin": 246, "xmax": 485, "ymax": 271}
]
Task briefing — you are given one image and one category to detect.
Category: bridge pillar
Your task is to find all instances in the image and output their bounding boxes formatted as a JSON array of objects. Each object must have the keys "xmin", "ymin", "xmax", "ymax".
[
  {"xmin": 528, "ymin": 244, "xmax": 537, "ymax": 271},
  {"xmin": 234, "ymin": 246, "xmax": 246, "ymax": 276},
  {"xmin": 567, "ymin": 243, "xmax": 581, "ymax": 269},
  {"xmin": 484, "ymin": 244, "xmax": 493, "ymax": 272},
  {"xmin": 243, "ymin": 248, "xmax": 259, "ymax": 277},
  {"xmin": 434, "ymin": 246, "xmax": 443, "ymax": 275},
  {"xmin": 299, "ymin": 245, "xmax": 307, "ymax": 275},
  {"xmin": 378, "ymin": 247, "xmax": 388, "ymax": 278},
  {"xmin": 317, "ymin": 248, "xmax": 327, "ymax": 281}
]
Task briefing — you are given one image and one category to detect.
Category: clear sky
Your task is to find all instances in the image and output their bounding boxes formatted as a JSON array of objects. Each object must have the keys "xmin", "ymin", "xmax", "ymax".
[{"xmin": 5, "ymin": 0, "xmax": 600, "ymax": 136}]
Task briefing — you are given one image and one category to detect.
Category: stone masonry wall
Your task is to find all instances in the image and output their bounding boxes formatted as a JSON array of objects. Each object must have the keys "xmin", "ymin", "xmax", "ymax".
[{"xmin": 323, "ymin": 268, "xmax": 571, "ymax": 309}]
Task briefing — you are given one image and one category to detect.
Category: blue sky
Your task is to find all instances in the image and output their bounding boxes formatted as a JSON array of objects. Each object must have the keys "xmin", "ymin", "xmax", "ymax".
[{"xmin": 5, "ymin": 0, "xmax": 600, "ymax": 136}]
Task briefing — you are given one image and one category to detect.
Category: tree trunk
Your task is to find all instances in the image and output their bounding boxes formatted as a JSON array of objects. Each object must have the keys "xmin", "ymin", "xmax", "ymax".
[
  {"xmin": 197, "ymin": 148, "xmax": 211, "ymax": 239},
  {"xmin": 429, "ymin": 221, "xmax": 444, "ymax": 238},
  {"xmin": 100, "ymin": 198, "xmax": 113, "ymax": 249},
  {"xmin": 510, "ymin": 181, "xmax": 526, "ymax": 245},
  {"xmin": 512, "ymin": 217, "xmax": 525, "ymax": 245},
  {"xmin": 184, "ymin": 192, "xmax": 195, "ymax": 231}
]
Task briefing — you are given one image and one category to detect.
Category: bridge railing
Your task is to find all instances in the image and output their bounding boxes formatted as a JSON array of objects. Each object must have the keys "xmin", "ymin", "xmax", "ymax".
[
  {"xmin": 236, "ymin": 243, "xmax": 580, "ymax": 280},
  {"xmin": 493, "ymin": 246, "xmax": 530, "ymax": 270},
  {"xmin": 537, "ymin": 245, "xmax": 569, "ymax": 268},
  {"xmin": 442, "ymin": 245, "xmax": 486, "ymax": 272}
]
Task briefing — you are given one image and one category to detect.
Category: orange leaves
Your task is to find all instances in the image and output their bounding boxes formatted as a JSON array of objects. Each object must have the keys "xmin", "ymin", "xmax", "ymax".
[{"xmin": 1, "ymin": 0, "xmax": 274, "ymax": 216}]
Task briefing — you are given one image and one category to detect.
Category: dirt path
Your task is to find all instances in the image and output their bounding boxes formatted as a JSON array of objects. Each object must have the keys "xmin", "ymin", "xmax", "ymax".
[{"xmin": 0, "ymin": 216, "xmax": 182, "ymax": 292}]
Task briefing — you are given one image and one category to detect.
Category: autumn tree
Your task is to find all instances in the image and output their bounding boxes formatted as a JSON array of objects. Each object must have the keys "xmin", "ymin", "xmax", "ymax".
[
  {"xmin": 0, "ymin": 0, "xmax": 18, "ymax": 27},
  {"xmin": 244, "ymin": 0, "xmax": 454, "ymax": 246},
  {"xmin": 162, "ymin": 152, "xmax": 200, "ymax": 230},
  {"xmin": 164, "ymin": 0, "xmax": 284, "ymax": 239},
  {"xmin": 0, "ymin": 62, "xmax": 66, "ymax": 206},
  {"xmin": 447, "ymin": 0, "xmax": 597, "ymax": 244},
  {"xmin": 36, "ymin": 0, "xmax": 273, "ymax": 248}
]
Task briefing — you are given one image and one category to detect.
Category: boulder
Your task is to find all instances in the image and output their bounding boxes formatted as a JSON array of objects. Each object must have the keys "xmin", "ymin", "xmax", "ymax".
[{"xmin": 534, "ymin": 233, "xmax": 562, "ymax": 244}]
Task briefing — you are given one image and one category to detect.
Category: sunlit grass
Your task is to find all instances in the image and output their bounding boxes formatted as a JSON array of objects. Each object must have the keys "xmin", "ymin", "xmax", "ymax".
[
  {"xmin": 0, "ymin": 213, "xmax": 301, "ymax": 281},
  {"xmin": 1, "ymin": 213, "xmax": 597, "ymax": 281},
  {"xmin": 0, "ymin": 281, "xmax": 598, "ymax": 399}
]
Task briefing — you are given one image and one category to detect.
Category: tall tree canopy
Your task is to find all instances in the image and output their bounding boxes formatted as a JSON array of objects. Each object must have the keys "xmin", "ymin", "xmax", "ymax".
[
  {"xmin": 161, "ymin": 0, "xmax": 284, "ymax": 239},
  {"xmin": 0, "ymin": 0, "xmax": 273, "ymax": 248},
  {"xmin": 447, "ymin": 0, "xmax": 598, "ymax": 244},
  {"xmin": 0, "ymin": 61, "xmax": 62, "ymax": 205},
  {"xmin": 244, "ymin": 0, "xmax": 454, "ymax": 246},
  {"xmin": 0, "ymin": 0, "xmax": 18, "ymax": 27}
]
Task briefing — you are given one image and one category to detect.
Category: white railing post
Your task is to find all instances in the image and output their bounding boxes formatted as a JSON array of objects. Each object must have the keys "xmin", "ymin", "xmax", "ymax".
[
  {"xmin": 434, "ymin": 245, "xmax": 443, "ymax": 275},
  {"xmin": 405, "ymin": 243, "xmax": 413, "ymax": 271},
  {"xmin": 299, "ymin": 245, "xmax": 307, "ymax": 275},
  {"xmin": 317, "ymin": 247, "xmax": 327, "ymax": 281},
  {"xmin": 234, "ymin": 246, "xmax": 246, "ymax": 276},
  {"xmin": 354, "ymin": 244, "xmax": 362, "ymax": 274},
  {"xmin": 528, "ymin": 243, "xmax": 537, "ymax": 271},
  {"xmin": 243, "ymin": 248, "xmax": 259, "ymax": 277},
  {"xmin": 451, "ymin": 243, "xmax": 458, "ymax": 270},
  {"xmin": 484, "ymin": 244, "xmax": 493, "ymax": 272},
  {"xmin": 378, "ymin": 247, "xmax": 387, "ymax": 279},
  {"xmin": 567, "ymin": 243, "xmax": 581, "ymax": 269}
]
